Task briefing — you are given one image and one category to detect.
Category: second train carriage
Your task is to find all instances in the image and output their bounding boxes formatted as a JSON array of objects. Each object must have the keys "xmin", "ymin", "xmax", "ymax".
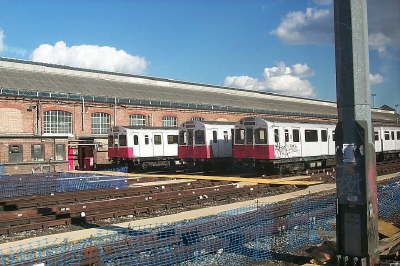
[
  {"xmin": 108, "ymin": 126, "xmax": 179, "ymax": 169},
  {"xmin": 178, "ymin": 121, "xmax": 235, "ymax": 163}
]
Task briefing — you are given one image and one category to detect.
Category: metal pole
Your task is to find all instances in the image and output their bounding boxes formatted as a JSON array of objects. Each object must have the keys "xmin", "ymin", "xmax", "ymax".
[
  {"xmin": 334, "ymin": 0, "xmax": 379, "ymax": 265},
  {"xmin": 371, "ymin": 94, "xmax": 376, "ymax": 108}
]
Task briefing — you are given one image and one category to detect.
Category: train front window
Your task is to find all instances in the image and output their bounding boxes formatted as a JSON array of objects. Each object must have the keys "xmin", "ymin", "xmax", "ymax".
[
  {"xmin": 179, "ymin": 131, "xmax": 187, "ymax": 145},
  {"xmin": 245, "ymin": 128, "xmax": 253, "ymax": 144},
  {"xmin": 108, "ymin": 135, "xmax": 113, "ymax": 147},
  {"xmin": 274, "ymin": 129, "xmax": 279, "ymax": 143},
  {"xmin": 188, "ymin": 129, "xmax": 194, "ymax": 145},
  {"xmin": 235, "ymin": 129, "xmax": 245, "ymax": 144},
  {"xmin": 114, "ymin": 134, "xmax": 119, "ymax": 146},
  {"xmin": 374, "ymin": 132, "xmax": 379, "ymax": 141},
  {"xmin": 119, "ymin": 134, "xmax": 127, "ymax": 146},
  {"xmin": 195, "ymin": 130, "xmax": 205, "ymax": 145},
  {"xmin": 255, "ymin": 128, "xmax": 267, "ymax": 144}
]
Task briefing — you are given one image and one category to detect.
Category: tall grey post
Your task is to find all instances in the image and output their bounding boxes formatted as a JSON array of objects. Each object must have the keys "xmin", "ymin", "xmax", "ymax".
[{"xmin": 334, "ymin": 0, "xmax": 379, "ymax": 265}]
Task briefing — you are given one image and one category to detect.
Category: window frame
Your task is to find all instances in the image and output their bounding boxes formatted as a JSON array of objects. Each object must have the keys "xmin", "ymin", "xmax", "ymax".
[
  {"xmin": 235, "ymin": 129, "xmax": 245, "ymax": 144},
  {"xmin": 168, "ymin": 135, "xmax": 179, "ymax": 144},
  {"xmin": 43, "ymin": 110, "xmax": 73, "ymax": 135},
  {"xmin": 55, "ymin": 144, "xmax": 66, "ymax": 161},
  {"xmin": 321, "ymin": 130, "xmax": 328, "ymax": 142},
  {"xmin": 305, "ymin": 129, "xmax": 319, "ymax": 142},
  {"xmin": 195, "ymin": 130, "xmax": 205, "ymax": 145},
  {"xmin": 162, "ymin": 116, "xmax": 177, "ymax": 127},
  {"xmin": 31, "ymin": 144, "xmax": 45, "ymax": 162},
  {"xmin": 154, "ymin": 135, "xmax": 162, "ymax": 145},
  {"xmin": 292, "ymin": 129, "xmax": 300, "ymax": 143},
  {"xmin": 255, "ymin": 128, "xmax": 267, "ymax": 144},
  {"xmin": 8, "ymin": 144, "xmax": 23, "ymax": 163},
  {"xmin": 129, "ymin": 114, "xmax": 146, "ymax": 127},
  {"xmin": 91, "ymin": 112, "xmax": 111, "ymax": 135}
]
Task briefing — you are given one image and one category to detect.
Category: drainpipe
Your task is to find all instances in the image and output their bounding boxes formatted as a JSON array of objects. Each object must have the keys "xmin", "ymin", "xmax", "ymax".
[
  {"xmin": 81, "ymin": 97, "xmax": 85, "ymax": 132},
  {"xmin": 114, "ymin": 97, "xmax": 117, "ymax": 127}
]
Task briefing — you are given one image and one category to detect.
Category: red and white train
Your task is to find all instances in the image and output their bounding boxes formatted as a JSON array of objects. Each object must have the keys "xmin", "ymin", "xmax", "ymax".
[
  {"xmin": 108, "ymin": 126, "xmax": 179, "ymax": 169},
  {"xmin": 108, "ymin": 118, "xmax": 400, "ymax": 172}
]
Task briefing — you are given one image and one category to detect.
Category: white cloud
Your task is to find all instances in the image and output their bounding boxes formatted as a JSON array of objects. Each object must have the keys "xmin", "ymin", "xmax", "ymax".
[
  {"xmin": 271, "ymin": 1, "xmax": 400, "ymax": 56},
  {"xmin": 271, "ymin": 8, "xmax": 333, "ymax": 44},
  {"xmin": 224, "ymin": 62, "xmax": 316, "ymax": 98},
  {"xmin": 369, "ymin": 73, "xmax": 384, "ymax": 86},
  {"xmin": 0, "ymin": 28, "xmax": 5, "ymax": 52},
  {"xmin": 31, "ymin": 41, "xmax": 147, "ymax": 74}
]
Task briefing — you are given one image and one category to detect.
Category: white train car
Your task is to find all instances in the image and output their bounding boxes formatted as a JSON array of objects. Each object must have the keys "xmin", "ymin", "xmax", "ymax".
[
  {"xmin": 374, "ymin": 126, "xmax": 400, "ymax": 159},
  {"xmin": 178, "ymin": 121, "xmax": 235, "ymax": 161},
  {"xmin": 108, "ymin": 126, "xmax": 179, "ymax": 168},
  {"xmin": 233, "ymin": 117, "xmax": 336, "ymax": 170}
]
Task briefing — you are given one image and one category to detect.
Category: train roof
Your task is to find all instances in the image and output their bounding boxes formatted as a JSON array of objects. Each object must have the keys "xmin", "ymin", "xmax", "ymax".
[
  {"xmin": 113, "ymin": 126, "xmax": 178, "ymax": 130},
  {"xmin": 0, "ymin": 57, "xmax": 397, "ymax": 123}
]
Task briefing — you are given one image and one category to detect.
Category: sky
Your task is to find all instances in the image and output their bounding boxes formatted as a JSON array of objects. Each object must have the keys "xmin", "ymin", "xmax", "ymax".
[{"xmin": 0, "ymin": 0, "xmax": 399, "ymax": 109}]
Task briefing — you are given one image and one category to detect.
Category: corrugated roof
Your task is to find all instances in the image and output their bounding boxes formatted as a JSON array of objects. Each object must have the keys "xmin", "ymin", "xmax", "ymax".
[{"xmin": 0, "ymin": 57, "xmax": 397, "ymax": 122}]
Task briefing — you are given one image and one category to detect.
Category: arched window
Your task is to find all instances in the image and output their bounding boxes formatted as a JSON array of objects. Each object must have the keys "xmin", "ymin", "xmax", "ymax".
[
  {"xmin": 191, "ymin": 117, "xmax": 204, "ymax": 121},
  {"xmin": 43, "ymin": 110, "xmax": 72, "ymax": 134},
  {"xmin": 91, "ymin": 112, "xmax": 111, "ymax": 134},
  {"xmin": 162, "ymin": 116, "xmax": 177, "ymax": 127},
  {"xmin": 129, "ymin": 114, "xmax": 146, "ymax": 126}
]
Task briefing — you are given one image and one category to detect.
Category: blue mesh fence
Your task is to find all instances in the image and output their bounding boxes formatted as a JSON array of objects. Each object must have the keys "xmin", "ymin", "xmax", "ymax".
[
  {"xmin": 0, "ymin": 172, "xmax": 128, "ymax": 198},
  {"xmin": 0, "ymin": 175, "xmax": 399, "ymax": 265}
]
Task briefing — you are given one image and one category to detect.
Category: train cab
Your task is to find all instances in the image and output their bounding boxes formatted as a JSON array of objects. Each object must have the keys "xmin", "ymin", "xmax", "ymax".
[{"xmin": 178, "ymin": 121, "xmax": 235, "ymax": 161}]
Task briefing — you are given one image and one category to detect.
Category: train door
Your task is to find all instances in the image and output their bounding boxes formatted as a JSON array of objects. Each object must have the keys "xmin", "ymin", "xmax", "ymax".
[
  {"xmin": 141, "ymin": 133, "xmax": 153, "ymax": 157},
  {"xmin": 132, "ymin": 133, "xmax": 140, "ymax": 157},
  {"xmin": 152, "ymin": 133, "xmax": 164, "ymax": 157},
  {"xmin": 273, "ymin": 127, "xmax": 281, "ymax": 159},
  {"xmin": 210, "ymin": 129, "xmax": 220, "ymax": 157},
  {"xmin": 290, "ymin": 128, "xmax": 302, "ymax": 158}
]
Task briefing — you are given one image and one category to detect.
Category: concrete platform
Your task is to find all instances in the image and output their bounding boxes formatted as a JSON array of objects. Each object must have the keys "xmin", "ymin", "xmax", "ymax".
[{"xmin": 0, "ymin": 172, "xmax": 398, "ymax": 254}]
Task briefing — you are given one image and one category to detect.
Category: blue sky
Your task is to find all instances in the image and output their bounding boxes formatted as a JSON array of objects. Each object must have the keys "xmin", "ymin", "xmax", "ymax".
[{"xmin": 0, "ymin": 0, "xmax": 398, "ymax": 109}]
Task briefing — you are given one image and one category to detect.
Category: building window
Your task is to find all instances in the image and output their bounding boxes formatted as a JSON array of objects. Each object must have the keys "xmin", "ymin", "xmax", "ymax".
[
  {"xmin": 162, "ymin": 116, "xmax": 177, "ymax": 127},
  {"xmin": 9, "ymin": 145, "xmax": 23, "ymax": 163},
  {"xmin": 44, "ymin": 110, "xmax": 72, "ymax": 134},
  {"xmin": 31, "ymin": 144, "xmax": 44, "ymax": 161},
  {"xmin": 195, "ymin": 130, "xmax": 205, "ymax": 145},
  {"xmin": 55, "ymin": 144, "xmax": 66, "ymax": 161},
  {"xmin": 91, "ymin": 112, "xmax": 110, "ymax": 134},
  {"xmin": 321, "ymin": 130, "xmax": 328, "ymax": 142},
  {"xmin": 191, "ymin": 117, "xmax": 204, "ymax": 121},
  {"xmin": 293, "ymin": 129, "xmax": 300, "ymax": 142},
  {"xmin": 305, "ymin": 130, "xmax": 319, "ymax": 142},
  {"xmin": 129, "ymin": 114, "xmax": 146, "ymax": 127},
  {"xmin": 168, "ymin": 135, "xmax": 179, "ymax": 144}
]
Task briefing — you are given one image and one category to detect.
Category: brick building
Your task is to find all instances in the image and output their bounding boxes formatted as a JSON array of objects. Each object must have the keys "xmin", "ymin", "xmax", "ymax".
[{"xmin": 0, "ymin": 57, "xmax": 397, "ymax": 174}]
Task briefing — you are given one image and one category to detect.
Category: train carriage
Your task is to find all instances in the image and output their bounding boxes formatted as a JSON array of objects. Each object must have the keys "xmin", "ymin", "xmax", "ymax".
[
  {"xmin": 108, "ymin": 126, "xmax": 179, "ymax": 169},
  {"xmin": 178, "ymin": 121, "xmax": 235, "ymax": 162}
]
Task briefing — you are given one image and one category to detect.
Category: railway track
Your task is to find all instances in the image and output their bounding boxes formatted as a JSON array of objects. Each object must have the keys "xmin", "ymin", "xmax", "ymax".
[{"xmin": 0, "ymin": 159, "xmax": 398, "ymax": 240}]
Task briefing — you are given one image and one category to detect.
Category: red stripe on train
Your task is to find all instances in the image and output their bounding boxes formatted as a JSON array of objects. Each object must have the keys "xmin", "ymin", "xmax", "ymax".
[
  {"xmin": 233, "ymin": 145, "xmax": 275, "ymax": 159},
  {"xmin": 108, "ymin": 147, "xmax": 134, "ymax": 158},
  {"xmin": 178, "ymin": 145, "xmax": 213, "ymax": 159}
]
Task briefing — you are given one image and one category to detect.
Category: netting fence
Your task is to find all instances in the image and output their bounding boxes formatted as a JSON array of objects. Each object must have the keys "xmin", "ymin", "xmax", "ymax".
[{"xmin": 1, "ymin": 175, "xmax": 399, "ymax": 265}]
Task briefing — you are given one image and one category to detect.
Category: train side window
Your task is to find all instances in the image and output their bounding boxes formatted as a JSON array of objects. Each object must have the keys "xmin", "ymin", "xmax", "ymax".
[
  {"xmin": 321, "ymin": 130, "xmax": 327, "ymax": 142},
  {"xmin": 119, "ymin": 135, "xmax": 127, "ymax": 146},
  {"xmin": 384, "ymin": 131, "xmax": 390, "ymax": 140},
  {"xmin": 397, "ymin": 131, "xmax": 400, "ymax": 140},
  {"xmin": 292, "ymin": 129, "xmax": 300, "ymax": 142},
  {"xmin": 374, "ymin": 132, "xmax": 379, "ymax": 141},
  {"xmin": 145, "ymin": 135, "xmax": 149, "ymax": 145},
  {"xmin": 274, "ymin": 129, "xmax": 279, "ymax": 143},
  {"xmin": 213, "ymin": 131, "xmax": 218, "ymax": 143},
  {"xmin": 195, "ymin": 130, "xmax": 205, "ymax": 145},
  {"xmin": 188, "ymin": 129, "xmax": 194, "ymax": 145},
  {"xmin": 255, "ymin": 128, "xmax": 267, "ymax": 144},
  {"xmin": 246, "ymin": 128, "xmax": 253, "ymax": 144},
  {"xmin": 332, "ymin": 131, "xmax": 336, "ymax": 141},
  {"xmin": 305, "ymin": 130, "xmax": 318, "ymax": 142},
  {"xmin": 179, "ymin": 131, "xmax": 187, "ymax": 145},
  {"xmin": 133, "ymin": 135, "xmax": 139, "ymax": 145},
  {"xmin": 223, "ymin": 131, "xmax": 228, "ymax": 142},
  {"xmin": 168, "ymin": 135, "xmax": 178, "ymax": 144},
  {"xmin": 391, "ymin": 131, "xmax": 395, "ymax": 140},
  {"xmin": 284, "ymin": 129, "xmax": 289, "ymax": 143},
  {"xmin": 154, "ymin": 135, "xmax": 162, "ymax": 145},
  {"xmin": 235, "ymin": 129, "xmax": 245, "ymax": 144}
]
